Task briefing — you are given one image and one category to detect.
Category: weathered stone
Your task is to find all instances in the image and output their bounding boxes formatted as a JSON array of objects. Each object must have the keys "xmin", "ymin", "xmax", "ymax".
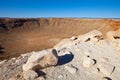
[
  {"xmin": 99, "ymin": 57, "xmax": 109, "ymax": 62},
  {"xmin": 9, "ymin": 77, "xmax": 16, "ymax": 80},
  {"xmin": 116, "ymin": 50, "xmax": 120, "ymax": 56},
  {"xmin": 82, "ymin": 56, "xmax": 94, "ymax": 68},
  {"xmin": 84, "ymin": 51, "xmax": 90, "ymax": 56},
  {"xmin": 58, "ymin": 50, "xmax": 72, "ymax": 56},
  {"xmin": 21, "ymin": 52, "xmax": 34, "ymax": 59},
  {"xmin": 0, "ymin": 60, "xmax": 7, "ymax": 65},
  {"xmin": 58, "ymin": 75, "xmax": 63, "ymax": 79},
  {"xmin": 23, "ymin": 70, "xmax": 38, "ymax": 80},
  {"xmin": 98, "ymin": 62, "xmax": 115, "ymax": 76},
  {"xmin": 9, "ymin": 74, "xmax": 22, "ymax": 80},
  {"xmin": 78, "ymin": 30, "xmax": 102, "ymax": 42},
  {"xmin": 96, "ymin": 40, "xmax": 110, "ymax": 46},
  {"xmin": 23, "ymin": 49, "xmax": 58, "ymax": 71},
  {"xmin": 91, "ymin": 37, "xmax": 99, "ymax": 43},
  {"xmin": 70, "ymin": 36, "xmax": 78, "ymax": 41},
  {"xmin": 65, "ymin": 65, "xmax": 78, "ymax": 74}
]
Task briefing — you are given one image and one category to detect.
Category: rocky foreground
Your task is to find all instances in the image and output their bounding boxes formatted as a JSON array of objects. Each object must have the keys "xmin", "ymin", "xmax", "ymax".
[{"xmin": 0, "ymin": 30, "xmax": 120, "ymax": 80}]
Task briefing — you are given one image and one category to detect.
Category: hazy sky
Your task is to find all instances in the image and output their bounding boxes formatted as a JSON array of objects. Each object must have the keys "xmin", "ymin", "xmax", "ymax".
[{"xmin": 0, "ymin": 0, "xmax": 120, "ymax": 18}]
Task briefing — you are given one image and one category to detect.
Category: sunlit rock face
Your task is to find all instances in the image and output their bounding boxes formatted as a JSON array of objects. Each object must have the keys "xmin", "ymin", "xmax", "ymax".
[{"xmin": 22, "ymin": 49, "xmax": 58, "ymax": 71}]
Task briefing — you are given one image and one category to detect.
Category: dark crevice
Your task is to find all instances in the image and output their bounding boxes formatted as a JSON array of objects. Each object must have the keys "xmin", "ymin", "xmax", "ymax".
[
  {"xmin": 114, "ymin": 36, "xmax": 120, "ymax": 39},
  {"xmin": 97, "ymin": 68, "xmax": 100, "ymax": 72},
  {"xmin": 52, "ymin": 49, "xmax": 58, "ymax": 58},
  {"xmin": 92, "ymin": 59, "xmax": 97, "ymax": 65},
  {"xmin": 85, "ymin": 38, "xmax": 91, "ymax": 42},
  {"xmin": 72, "ymin": 37, "xmax": 78, "ymax": 40},
  {"xmin": 35, "ymin": 69, "xmax": 46, "ymax": 78},
  {"xmin": 111, "ymin": 66, "xmax": 115, "ymax": 75}
]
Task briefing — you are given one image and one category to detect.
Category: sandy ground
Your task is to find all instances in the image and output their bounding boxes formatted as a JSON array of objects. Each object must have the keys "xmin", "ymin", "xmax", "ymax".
[{"xmin": 0, "ymin": 30, "xmax": 71, "ymax": 60}]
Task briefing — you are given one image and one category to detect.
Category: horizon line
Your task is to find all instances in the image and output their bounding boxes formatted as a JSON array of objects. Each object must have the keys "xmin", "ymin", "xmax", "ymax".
[{"xmin": 0, "ymin": 17, "xmax": 120, "ymax": 19}]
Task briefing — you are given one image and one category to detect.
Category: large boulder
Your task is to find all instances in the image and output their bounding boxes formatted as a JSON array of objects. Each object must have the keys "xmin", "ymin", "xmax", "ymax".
[{"xmin": 22, "ymin": 49, "xmax": 58, "ymax": 71}]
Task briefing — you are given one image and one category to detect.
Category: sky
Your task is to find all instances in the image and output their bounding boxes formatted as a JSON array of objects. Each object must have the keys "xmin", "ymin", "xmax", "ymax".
[{"xmin": 0, "ymin": 0, "xmax": 120, "ymax": 18}]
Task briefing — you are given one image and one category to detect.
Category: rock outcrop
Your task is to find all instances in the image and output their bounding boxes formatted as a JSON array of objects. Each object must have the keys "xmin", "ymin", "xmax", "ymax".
[
  {"xmin": 1, "ymin": 30, "xmax": 120, "ymax": 80},
  {"xmin": 23, "ymin": 49, "xmax": 58, "ymax": 71}
]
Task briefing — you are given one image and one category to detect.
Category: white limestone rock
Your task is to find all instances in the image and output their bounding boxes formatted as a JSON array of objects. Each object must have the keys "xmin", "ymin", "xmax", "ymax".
[
  {"xmin": 65, "ymin": 65, "xmax": 78, "ymax": 74},
  {"xmin": 78, "ymin": 30, "xmax": 102, "ymax": 43},
  {"xmin": 82, "ymin": 56, "xmax": 93, "ymax": 68},
  {"xmin": 22, "ymin": 49, "xmax": 58, "ymax": 71},
  {"xmin": 98, "ymin": 62, "xmax": 115, "ymax": 76}
]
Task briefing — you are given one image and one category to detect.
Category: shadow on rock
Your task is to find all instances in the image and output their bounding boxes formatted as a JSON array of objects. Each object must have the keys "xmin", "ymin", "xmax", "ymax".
[
  {"xmin": 57, "ymin": 53, "xmax": 74, "ymax": 65},
  {"xmin": 35, "ymin": 69, "xmax": 46, "ymax": 78}
]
